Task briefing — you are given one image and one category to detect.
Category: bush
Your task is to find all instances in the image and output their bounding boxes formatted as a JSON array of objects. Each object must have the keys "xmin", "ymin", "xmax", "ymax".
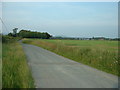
[{"xmin": 2, "ymin": 35, "xmax": 22, "ymax": 43}]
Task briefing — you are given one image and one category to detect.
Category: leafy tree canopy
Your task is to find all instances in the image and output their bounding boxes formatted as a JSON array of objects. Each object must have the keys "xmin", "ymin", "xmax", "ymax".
[{"xmin": 18, "ymin": 30, "xmax": 52, "ymax": 39}]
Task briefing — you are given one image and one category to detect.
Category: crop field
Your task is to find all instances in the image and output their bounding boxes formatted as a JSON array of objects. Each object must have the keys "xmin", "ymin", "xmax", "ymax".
[
  {"xmin": 23, "ymin": 39, "xmax": 119, "ymax": 76},
  {"xmin": 44, "ymin": 39, "xmax": 118, "ymax": 51}
]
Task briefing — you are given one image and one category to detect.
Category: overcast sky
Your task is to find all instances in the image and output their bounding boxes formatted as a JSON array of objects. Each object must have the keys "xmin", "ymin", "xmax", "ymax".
[{"xmin": 2, "ymin": 2, "xmax": 118, "ymax": 38}]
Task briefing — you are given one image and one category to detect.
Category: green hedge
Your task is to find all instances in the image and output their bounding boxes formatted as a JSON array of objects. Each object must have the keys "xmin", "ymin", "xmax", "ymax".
[{"xmin": 2, "ymin": 35, "xmax": 22, "ymax": 43}]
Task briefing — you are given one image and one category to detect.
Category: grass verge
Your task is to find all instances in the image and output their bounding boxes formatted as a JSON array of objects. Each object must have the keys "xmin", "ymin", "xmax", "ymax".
[
  {"xmin": 0, "ymin": 40, "xmax": 2, "ymax": 89},
  {"xmin": 2, "ymin": 41, "xmax": 35, "ymax": 88},
  {"xmin": 23, "ymin": 39, "xmax": 119, "ymax": 76}
]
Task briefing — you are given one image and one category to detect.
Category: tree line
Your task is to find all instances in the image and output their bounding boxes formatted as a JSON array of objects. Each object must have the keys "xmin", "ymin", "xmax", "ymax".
[{"xmin": 8, "ymin": 28, "xmax": 52, "ymax": 39}]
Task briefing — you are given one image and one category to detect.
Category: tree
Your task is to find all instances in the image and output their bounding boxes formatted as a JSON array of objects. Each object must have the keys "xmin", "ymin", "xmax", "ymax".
[
  {"xmin": 18, "ymin": 30, "xmax": 52, "ymax": 39},
  {"xmin": 13, "ymin": 28, "xmax": 18, "ymax": 37},
  {"xmin": 45, "ymin": 32, "xmax": 52, "ymax": 39},
  {"xmin": 8, "ymin": 33, "xmax": 13, "ymax": 37}
]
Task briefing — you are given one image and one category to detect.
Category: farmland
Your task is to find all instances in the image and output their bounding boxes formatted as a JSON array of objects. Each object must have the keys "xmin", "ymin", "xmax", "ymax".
[{"xmin": 23, "ymin": 39, "xmax": 119, "ymax": 76}]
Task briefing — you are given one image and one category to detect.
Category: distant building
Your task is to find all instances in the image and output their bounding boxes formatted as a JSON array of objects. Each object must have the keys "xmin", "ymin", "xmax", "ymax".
[{"xmin": 92, "ymin": 37, "xmax": 105, "ymax": 40}]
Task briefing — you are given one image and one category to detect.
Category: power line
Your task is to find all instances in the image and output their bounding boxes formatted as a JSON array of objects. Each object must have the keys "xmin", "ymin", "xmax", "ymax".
[
  {"xmin": 0, "ymin": 17, "xmax": 9, "ymax": 33},
  {"xmin": 0, "ymin": 17, "xmax": 9, "ymax": 34}
]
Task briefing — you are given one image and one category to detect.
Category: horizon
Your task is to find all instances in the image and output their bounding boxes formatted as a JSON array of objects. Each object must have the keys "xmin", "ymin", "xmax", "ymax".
[
  {"xmin": 2, "ymin": 2, "xmax": 118, "ymax": 38},
  {"xmin": 1, "ymin": 29, "xmax": 118, "ymax": 39}
]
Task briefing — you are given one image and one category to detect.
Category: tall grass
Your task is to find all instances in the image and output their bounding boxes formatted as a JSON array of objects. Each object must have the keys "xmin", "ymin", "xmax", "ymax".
[
  {"xmin": 0, "ymin": 39, "xmax": 1, "ymax": 89},
  {"xmin": 23, "ymin": 39, "xmax": 119, "ymax": 76},
  {"xmin": 2, "ymin": 41, "xmax": 35, "ymax": 88}
]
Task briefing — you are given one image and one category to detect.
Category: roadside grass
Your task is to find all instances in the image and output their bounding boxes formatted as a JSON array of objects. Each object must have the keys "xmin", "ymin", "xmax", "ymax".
[
  {"xmin": 23, "ymin": 38, "xmax": 119, "ymax": 76},
  {"xmin": 0, "ymin": 40, "xmax": 2, "ymax": 89},
  {"xmin": 2, "ymin": 41, "xmax": 35, "ymax": 88}
]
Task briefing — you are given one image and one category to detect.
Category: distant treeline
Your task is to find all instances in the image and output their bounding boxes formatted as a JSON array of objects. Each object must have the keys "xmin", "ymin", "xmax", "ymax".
[
  {"xmin": 8, "ymin": 30, "xmax": 52, "ymax": 39},
  {"xmin": 51, "ymin": 36, "xmax": 120, "ymax": 41}
]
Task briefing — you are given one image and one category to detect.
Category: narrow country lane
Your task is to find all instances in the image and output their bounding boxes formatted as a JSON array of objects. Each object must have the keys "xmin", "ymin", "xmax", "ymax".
[{"xmin": 22, "ymin": 43, "xmax": 118, "ymax": 88}]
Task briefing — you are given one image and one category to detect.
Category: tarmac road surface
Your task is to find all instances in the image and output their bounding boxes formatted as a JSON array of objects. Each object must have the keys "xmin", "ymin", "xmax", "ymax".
[{"xmin": 22, "ymin": 44, "xmax": 118, "ymax": 88}]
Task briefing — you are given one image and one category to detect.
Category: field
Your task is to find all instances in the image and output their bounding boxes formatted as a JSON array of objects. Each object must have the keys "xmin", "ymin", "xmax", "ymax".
[
  {"xmin": 2, "ymin": 41, "xmax": 35, "ymax": 88},
  {"xmin": 23, "ymin": 39, "xmax": 119, "ymax": 76}
]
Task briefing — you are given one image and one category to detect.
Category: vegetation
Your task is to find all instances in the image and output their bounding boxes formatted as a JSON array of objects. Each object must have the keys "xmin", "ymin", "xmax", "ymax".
[
  {"xmin": 2, "ymin": 36, "xmax": 35, "ymax": 88},
  {"xmin": 2, "ymin": 35, "xmax": 21, "ymax": 43},
  {"xmin": 23, "ymin": 39, "xmax": 119, "ymax": 76},
  {"xmin": 8, "ymin": 29, "xmax": 52, "ymax": 39},
  {"xmin": 0, "ymin": 34, "xmax": 1, "ymax": 89}
]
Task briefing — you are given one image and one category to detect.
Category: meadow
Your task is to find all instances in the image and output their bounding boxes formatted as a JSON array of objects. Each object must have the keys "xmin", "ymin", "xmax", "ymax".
[
  {"xmin": 2, "ymin": 37, "xmax": 35, "ymax": 88},
  {"xmin": 23, "ymin": 39, "xmax": 119, "ymax": 76}
]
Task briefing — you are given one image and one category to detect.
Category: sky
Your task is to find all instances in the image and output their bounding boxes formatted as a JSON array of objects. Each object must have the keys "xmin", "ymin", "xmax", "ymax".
[{"xmin": 2, "ymin": 2, "xmax": 118, "ymax": 38}]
